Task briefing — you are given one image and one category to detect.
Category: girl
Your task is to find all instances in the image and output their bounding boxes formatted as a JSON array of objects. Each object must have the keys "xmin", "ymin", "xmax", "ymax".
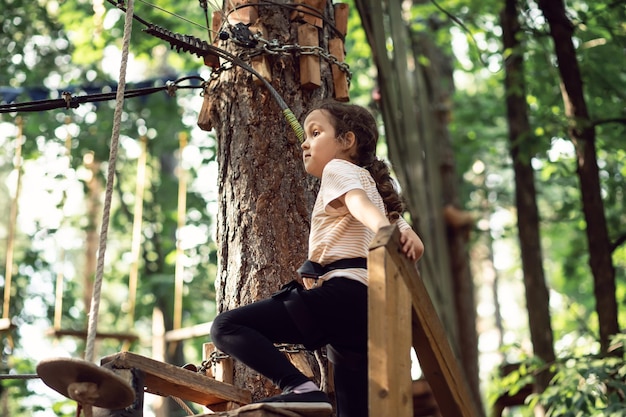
[{"xmin": 210, "ymin": 101, "xmax": 423, "ymax": 417}]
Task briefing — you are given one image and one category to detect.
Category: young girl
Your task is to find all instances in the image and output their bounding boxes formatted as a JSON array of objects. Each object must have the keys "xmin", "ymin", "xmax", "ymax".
[{"xmin": 210, "ymin": 101, "xmax": 423, "ymax": 417}]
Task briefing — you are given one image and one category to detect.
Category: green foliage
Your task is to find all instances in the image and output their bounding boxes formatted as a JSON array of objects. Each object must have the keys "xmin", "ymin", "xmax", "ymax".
[
  {"xmin": 1, "ymin": 0, "xmax": 222, "ymax": 412},
  {"xmin": 2, "ymin": 0, "xmax": 625, "ymax": 414},
  {"xmin": 490, "ymin": 335, "xmax": 626, "ymax": 416}
]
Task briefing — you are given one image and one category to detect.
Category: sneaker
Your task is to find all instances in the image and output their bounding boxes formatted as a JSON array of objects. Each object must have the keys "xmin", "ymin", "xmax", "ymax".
[{"xmin": 256, "ymin": 390, "xmax": 332, "ymax": 413}]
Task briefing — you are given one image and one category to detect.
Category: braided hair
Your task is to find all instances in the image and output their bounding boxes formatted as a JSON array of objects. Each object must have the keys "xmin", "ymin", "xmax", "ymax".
[{"xmin": 307, "ymin": 101, "xmax": 405, "ymax": 221}]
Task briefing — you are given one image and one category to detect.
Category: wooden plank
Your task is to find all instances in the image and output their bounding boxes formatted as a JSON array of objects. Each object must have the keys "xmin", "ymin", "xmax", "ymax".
[
  {"xmin": 298, "ymin": 23, "xmax": 321, "ymax": 89},
  {"xmin": 197, "ymin": 90, "xmax": 213, "ymax": 132},
  {"xmin": 100, "ymin": 351, "xmax": 251, "ymax": 407},
  {"xmin": 250, "ymin": 23, "xmax": 272, "ymax": 85},
  {"xmin": 368, "ymin": 245, "xmax": 413, "ymax": 417},
  {"xmin": 369, "ymin": 225, "xmax": 481, "ymax": 417},
  {"xmin": 290, "ymin": 0, "xmax": 325, "ymax": 28},
  {"xmin": 165, "ymin": 321, "xmax": 213, "ymax": 342},
  {"xmin": 227, "ymin": 0, "xmax": 258, "ymax": 26},
  {"xmin": 333, "ymin": 3, "xmax": 349, "ymax": 37},
  {"xmin": 46, "ymin": 328, "xmax": 138, "ymax": 342},
  {"xmin": 203, "ymin": 342, "xmax": 238, "ymax": 412},
  {"xmin": 328, "ymin": 39, "xmax": 349, "ymax": 101}
]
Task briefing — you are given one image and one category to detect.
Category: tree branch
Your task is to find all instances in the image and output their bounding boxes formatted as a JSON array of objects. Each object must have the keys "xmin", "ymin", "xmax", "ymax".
[
  {"xmin": 611, "ymin": 234, "xmax": 626, "ymax": 253},
  {"xmin": 592, "ymin": 118, "xmax": 626, "ymax": 128}
]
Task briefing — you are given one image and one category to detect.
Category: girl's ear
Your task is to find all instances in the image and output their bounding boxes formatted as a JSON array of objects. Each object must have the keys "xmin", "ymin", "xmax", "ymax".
[{"xmin": 343, "ymin": 131, "xmax": 357, "ymax": 151}]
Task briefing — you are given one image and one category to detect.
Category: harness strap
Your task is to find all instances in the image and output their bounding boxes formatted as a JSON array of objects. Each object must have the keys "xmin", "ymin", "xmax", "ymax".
[{"xmin": 297, "ymin": 257, "xmax": 367, "ymax": 280}]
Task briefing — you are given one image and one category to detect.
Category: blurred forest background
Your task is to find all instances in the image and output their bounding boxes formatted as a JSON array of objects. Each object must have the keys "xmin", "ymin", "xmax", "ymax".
[{"xmin": 0, "ymin": 0, "xmax": 624, "ymax": 416}]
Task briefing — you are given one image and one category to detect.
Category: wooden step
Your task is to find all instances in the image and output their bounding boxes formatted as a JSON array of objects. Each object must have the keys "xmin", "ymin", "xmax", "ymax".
[{"xmin": 100, "ymin": 352, "xmax": 251, "ymax": 407}]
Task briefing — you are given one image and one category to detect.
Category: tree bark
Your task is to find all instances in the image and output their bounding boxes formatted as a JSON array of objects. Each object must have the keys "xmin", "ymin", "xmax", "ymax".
[
  {"xmin": 208, "ymin": 1, "xmax": 336, "ymax": 400},
  {"xmin": 501, "ymin": 0, "xmax": 555, "ymax": 393},
  {"xmin": 538, "ymin": 0, "xmax": 619, "ymax": 353}
]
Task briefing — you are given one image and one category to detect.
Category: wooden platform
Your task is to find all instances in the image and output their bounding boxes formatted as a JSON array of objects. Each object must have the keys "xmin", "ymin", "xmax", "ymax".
[{"xmin": 100, "ymin": 351, "xmax": 251, "ymax": 407}]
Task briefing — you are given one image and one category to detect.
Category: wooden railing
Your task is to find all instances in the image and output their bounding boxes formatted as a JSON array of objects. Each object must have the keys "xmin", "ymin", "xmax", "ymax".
[{"xmin": 368, "ymin": 224, "xmax": 481, "ymax": 417}]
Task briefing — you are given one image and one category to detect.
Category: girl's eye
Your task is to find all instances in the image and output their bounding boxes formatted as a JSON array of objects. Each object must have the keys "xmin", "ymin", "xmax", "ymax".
[{"xmin": 312, "ymin": 130, "xmax": 320, "ymax": 137}]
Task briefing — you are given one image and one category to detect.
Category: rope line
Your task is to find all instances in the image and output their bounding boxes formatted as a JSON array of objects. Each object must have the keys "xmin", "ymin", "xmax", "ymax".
[
  {"xmin": 84, "ymin": 0, "xmax": 135, "ymax": 364},
  {"xmin": 171, "ymin": 396, "xmax": 195, "ymax": 416}
]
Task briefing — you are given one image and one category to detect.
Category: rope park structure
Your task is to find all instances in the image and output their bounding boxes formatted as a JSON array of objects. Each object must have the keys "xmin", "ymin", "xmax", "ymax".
[
  {"xmin": 0, "ymin": 0, "xmax": 353, "ymax": 416},
  {"xmin": 1, "ymin": 1, "xmax": 482, "ymax": 416}
]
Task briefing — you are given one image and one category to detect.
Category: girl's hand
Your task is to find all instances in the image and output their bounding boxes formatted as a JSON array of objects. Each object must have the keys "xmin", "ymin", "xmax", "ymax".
[{"xmin": 399, "ymin": 228, "xmax": 424, "ymax": 261}]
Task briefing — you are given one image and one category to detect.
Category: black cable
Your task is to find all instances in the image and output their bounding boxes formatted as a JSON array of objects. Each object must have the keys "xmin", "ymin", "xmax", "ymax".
[
  {"xmin": 0, "ymin": 77, "xmax": 204, "ymax": 114},
  {"xmin": 102, "ymin": 0, "xmax": 305, "ymax": 141}
]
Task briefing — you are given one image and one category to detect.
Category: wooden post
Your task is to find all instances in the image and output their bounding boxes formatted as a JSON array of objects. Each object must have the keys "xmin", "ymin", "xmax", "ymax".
[
  {"xmin": 227, "ymin": 0, "xmax": 259, "ymax": 26},
  {"xmin": 330, "ymin": 3, "xmax": 349, "ymax": 101},
  {"xmin": 250, "ymin": 23, "xmax": 272, "ymax": 85},
  {"xmin": 204, "ymin": 342, "xmax": 237, "ymax": 411},
  {"xmin": 368, "ymin": 232, "xmax": 413, "ymax": 417},
  {"xmin": 328, "ymin": 38, "xmax": 349, "ymax": 101},
  {"xmin": 333, "ymin": 3, "xmax": 349, "ymax": 36},
  {"xmin": 298, "ymin": 23, "xmax": 321, "ymax": 89},
  {"xmin": 290, "ymin": 0, "xmax": 325, "ymax": 28},
  {"xmin": 203, "ymin": 10, "xmax": 223, "ymax": 69},
  {"xmin": 369, "ymin": 225, "xmax": 482, "ymax": 417},
  {"xmin": 197, "ymin": 85, "xmax": 213, "ymax": 132}
]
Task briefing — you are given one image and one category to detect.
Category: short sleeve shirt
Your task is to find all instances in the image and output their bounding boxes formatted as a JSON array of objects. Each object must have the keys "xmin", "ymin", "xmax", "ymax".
[{"xmin": 308, "ymin": 159, "xmax": 385, "ymax": 285}]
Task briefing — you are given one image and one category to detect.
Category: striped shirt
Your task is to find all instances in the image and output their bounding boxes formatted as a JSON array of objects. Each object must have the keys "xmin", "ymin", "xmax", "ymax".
[{"xmin": 307, "ymin": 159, "xmax": 411, "ymax": 286}]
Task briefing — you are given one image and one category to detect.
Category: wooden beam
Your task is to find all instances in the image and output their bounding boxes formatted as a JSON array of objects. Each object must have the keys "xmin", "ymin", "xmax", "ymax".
[
  {"xmin": 101, "ymin": 351, "xmax": 251, "ymax": 407},
  {"xmin": 250, "ymin": 23, "xmax": 272, "ymax": 85},
  {"xmin": 46, "ymin": 328, "xmax": 138, "ymax": 342},
  {"xmin": 204, "ymin": 342, "xmax": 237, "ymax": 412},
  {"xmin": 328, "ymin": 39, "xmax": 349, "ymax": 101},
  {"xmin": 290, "ymin": 0, "xmax": 325, "ymax": 28},
  {"xmin": 369, "ymin": 225, "xmax": 481, "ymax": 417},
  {"xmin": 198, "ymin": 87, "xmax": 214, "ymax": 132},
  {"xmin": 298, "ymin": 23, "xmax": 321, "ymax": 89},
  {"xmin": 368, "ymin": 240, "xmax": 413, "ymax": 417},
  {"xmin": 165, "ymin": 321, "xmax": 213, "ymax": 343},
  {"xmin": 333, "ymin": 3, "xmax": 349, "ymax": 37},
  {"xmin": 227, "ymin": 0, "xmax": 258, "ymax": 26}
]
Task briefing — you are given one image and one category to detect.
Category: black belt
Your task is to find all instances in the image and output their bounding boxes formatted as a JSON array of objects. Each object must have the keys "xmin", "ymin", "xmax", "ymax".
[{"xmin": 297, "ymin": 257, "xmax": 367, "ymax": 280}]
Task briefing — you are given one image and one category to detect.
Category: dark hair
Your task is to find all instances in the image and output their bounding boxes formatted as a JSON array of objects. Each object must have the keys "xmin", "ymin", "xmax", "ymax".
[{"xmin": 306, "ymin": 101, "xmax": 405, "ymax": 221}]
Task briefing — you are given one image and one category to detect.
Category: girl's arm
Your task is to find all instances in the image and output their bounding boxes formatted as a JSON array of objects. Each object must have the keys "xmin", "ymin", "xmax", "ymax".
[{"xmin": 341, "ymin": 189, "xmax": 424, "ymax": 261}]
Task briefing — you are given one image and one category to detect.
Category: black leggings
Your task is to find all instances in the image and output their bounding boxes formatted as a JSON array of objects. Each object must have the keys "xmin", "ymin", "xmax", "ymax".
[{"xmin": 210, "ymin": 277, "xmax": 368, "ymax": 417}]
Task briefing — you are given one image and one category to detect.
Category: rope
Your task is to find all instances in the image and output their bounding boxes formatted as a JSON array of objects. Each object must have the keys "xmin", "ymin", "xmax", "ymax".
[
  {"xmin": 84, "ymin": 0, "xmax": 135, "ymax": 364},
  {"xmin": 171, "ymin": 396, "xmax": 195, "ymax": 416}
]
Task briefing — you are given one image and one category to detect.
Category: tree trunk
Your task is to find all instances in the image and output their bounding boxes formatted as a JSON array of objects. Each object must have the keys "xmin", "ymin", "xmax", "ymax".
[
  {"xmin": 501, "ymin": 0, "xmax": 555, "ymax": 393},
  {"xmin": 538, "ymin": 0, "xmax": 618, "ymax": 353},
  {"xmin": 208, "ymin": 1, "xmax": 337, "ymax": 400}
]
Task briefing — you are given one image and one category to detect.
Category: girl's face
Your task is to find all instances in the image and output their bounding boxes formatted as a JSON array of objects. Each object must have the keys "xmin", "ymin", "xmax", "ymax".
[{"xmin": 302, "ymin": 109, "xmax": 354, "ymax": 178}]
